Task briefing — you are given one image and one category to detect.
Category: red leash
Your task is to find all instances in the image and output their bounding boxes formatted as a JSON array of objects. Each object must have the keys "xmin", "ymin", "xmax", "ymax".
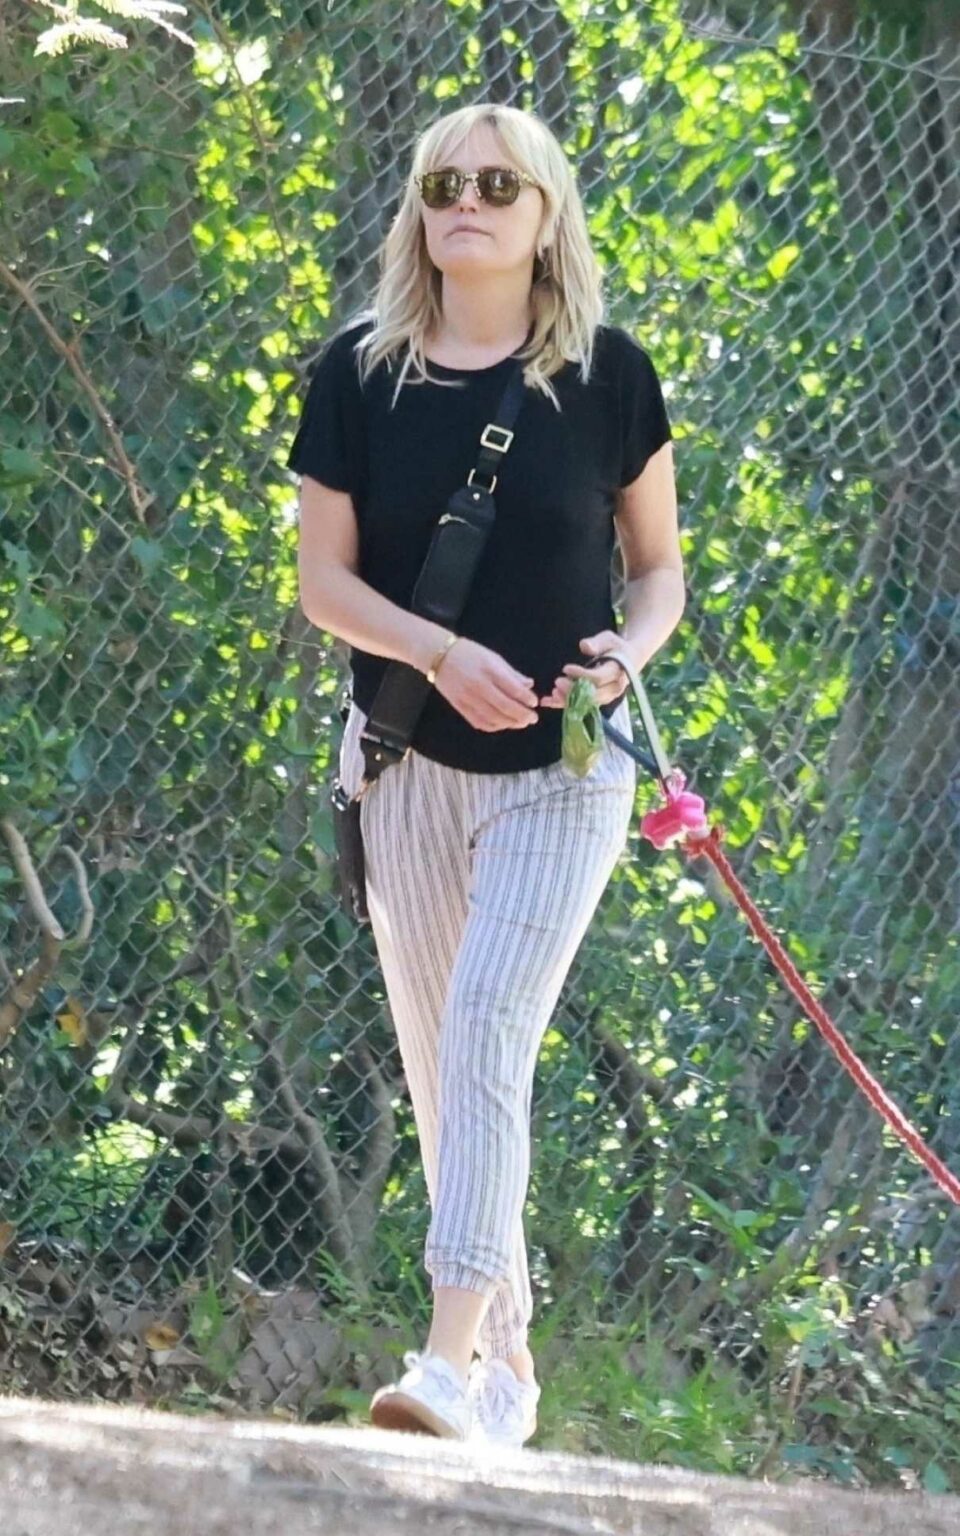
[
  {"xmin": 641, "ymin": 772, "xmax": 960, "ymax": 1206},
  {"xmin": 592, "ymin": 645, "xmax": 957, "ymax": 1207}
]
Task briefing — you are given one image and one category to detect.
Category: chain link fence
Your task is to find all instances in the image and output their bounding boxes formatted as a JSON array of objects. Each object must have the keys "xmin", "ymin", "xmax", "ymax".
[{"xmin": 2, "ymin": 0, "xmax": 959, "ymax": 1494}]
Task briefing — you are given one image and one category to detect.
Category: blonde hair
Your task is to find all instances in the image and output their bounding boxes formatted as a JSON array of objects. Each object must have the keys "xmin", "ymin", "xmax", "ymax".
[{"xmin": 344, "ymin": 102, "xmax": 607, "ymax": 412}]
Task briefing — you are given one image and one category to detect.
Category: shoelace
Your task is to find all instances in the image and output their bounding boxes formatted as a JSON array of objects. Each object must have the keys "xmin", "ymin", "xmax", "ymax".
[{"xmin": 473, "ymin": 1362, "xmax": 529, "ymax": 1426}]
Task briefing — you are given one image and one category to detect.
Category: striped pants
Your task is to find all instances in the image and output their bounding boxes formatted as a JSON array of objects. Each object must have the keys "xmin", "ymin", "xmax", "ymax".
[{"xmin": 338, "ymin": 692, "xmax": 636, "ymax": 1362}]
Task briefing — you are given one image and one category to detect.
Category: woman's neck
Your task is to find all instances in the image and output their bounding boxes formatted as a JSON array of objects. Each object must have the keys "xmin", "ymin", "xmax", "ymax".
[{"xmin": 426, "ymin": 284, "xmax": 534, "ymax": 365}]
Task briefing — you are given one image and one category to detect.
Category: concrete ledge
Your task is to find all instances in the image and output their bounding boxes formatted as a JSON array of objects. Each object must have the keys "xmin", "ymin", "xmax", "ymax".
[{"xmin": 1, "ymin": 1396, "xmax": 958, "ymax": 1535}]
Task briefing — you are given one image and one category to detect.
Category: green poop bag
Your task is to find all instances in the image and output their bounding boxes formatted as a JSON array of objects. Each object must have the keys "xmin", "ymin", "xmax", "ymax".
[{"xmin": 561, "ymin": 675, "xmax": 604, "ymax": 778}]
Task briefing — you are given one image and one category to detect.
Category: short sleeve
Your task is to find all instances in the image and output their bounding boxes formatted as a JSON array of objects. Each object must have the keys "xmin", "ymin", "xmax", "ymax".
[
  {"xmin": 286, "ymin": 324, "xmax": 364, "ymax": 492},
  {"xmin": 617, "ymin": 331, "xmax": 673, "ymax": 487}
]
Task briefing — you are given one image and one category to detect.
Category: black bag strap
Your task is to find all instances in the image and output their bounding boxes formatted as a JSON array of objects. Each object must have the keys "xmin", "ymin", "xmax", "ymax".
[{"xmin": 352, "ymin": 355, "xmax": 529, "ymax": 787}]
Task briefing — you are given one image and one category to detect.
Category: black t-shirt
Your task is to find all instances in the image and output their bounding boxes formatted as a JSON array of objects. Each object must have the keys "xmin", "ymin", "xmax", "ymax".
[{"xmin": 287, "ymin": 315, "xmax": 672, "ymax": 772}]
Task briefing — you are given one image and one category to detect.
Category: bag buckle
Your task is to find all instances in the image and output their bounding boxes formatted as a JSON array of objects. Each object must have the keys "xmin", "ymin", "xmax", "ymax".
[
  {"xmin": 361, "ymin": 728, "xmax": 412, "ymax": 771},
  {"xmin": 467, "ymin": 466, "xmax": 497, "ymax": 493},
  {"xmin": 480, "ymin": 423, "xmax": 513, "ymax": 452},
  {"xmin": 331, "ymin": 777, "xmax": 355, "ymax": 810}
]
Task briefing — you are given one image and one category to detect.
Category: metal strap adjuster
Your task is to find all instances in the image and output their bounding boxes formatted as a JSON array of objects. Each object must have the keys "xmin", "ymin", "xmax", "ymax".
[
  {"xmin": 467, "ymin": 466, "xmax": 497, "ymax": 493},
  {"xmin": 480, "ymin": 423, "xmax": 514, "ymax": 452}
]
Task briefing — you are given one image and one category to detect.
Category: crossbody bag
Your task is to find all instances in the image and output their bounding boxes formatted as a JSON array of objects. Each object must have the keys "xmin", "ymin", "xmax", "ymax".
[{"xmin": 329, "ymin": 355, "xmax": 529, "ymax": 924}]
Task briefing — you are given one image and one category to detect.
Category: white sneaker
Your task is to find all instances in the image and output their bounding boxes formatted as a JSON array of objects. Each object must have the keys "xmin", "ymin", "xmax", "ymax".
[
  {"xmin": 467, "ymin": 1357, "xmax": 541, "ymax": 1446},
  {"xmin": 369, "ymin": 1347, "xmax": 473, "ymax": 1440}
]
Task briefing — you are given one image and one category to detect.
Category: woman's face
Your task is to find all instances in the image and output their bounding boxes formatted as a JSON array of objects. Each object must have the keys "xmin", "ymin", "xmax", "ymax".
[{"xmin": 418, "ymin": 123, "xmax": 545, "ymax": 282}]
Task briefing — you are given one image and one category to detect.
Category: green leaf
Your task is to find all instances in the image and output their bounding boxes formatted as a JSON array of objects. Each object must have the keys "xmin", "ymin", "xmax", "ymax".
[
  {"xmin": 0, "ymin": 449, "xmax": 45, "ymax": 486},
  {"xmin": 130, "ymin": 536, "xmax": 165, "ymax": 576},
  {"xmin": 66, "ymin": 738, "xmax": 95, "ymax": 784},
  {"xmin": 921, "ymin": 1462, "xmax": 950, "ymax": 1494}
]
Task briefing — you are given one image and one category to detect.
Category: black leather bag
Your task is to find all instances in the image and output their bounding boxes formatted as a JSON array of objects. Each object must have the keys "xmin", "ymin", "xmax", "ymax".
[
  {"xmin": 330, "ymin": 726, "xmax": 369, "ymax": 922},
  {"xmin": 329, "ymin": 353, "xmax": 529, "ymax": 924}
]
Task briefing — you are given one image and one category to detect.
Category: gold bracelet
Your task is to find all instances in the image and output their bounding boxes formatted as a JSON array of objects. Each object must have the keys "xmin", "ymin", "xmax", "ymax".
[{"xmin": 426, "ymin": 631, "xmax": 459, "ymax": 684}]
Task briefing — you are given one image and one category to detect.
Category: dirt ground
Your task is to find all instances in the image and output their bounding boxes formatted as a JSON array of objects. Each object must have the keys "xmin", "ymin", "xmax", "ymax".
[{"xmin": 2, "ymin": 1395, "xmax": 960, "ymax": 1535}]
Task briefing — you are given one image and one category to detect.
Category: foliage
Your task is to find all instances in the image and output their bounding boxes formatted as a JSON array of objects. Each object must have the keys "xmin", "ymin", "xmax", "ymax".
[{"xmin": 1, "ymin": 0, "xmax": 959, "ymax": 1493}]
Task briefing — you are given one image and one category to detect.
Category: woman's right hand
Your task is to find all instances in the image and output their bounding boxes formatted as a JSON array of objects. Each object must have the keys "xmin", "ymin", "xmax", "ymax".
[{"xmin": 432, "ymin": 636, "xmax": 539, "ymax": 732}]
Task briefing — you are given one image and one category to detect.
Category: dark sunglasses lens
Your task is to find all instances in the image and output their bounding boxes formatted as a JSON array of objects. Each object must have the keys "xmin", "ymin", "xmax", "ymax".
[
  {"xmin": 478, "ymin": 168, "xmax": 520, "ymax": 204},
  {"xmin": 420, "ymin": 170, "xmax": 459, "ymax": 208}
]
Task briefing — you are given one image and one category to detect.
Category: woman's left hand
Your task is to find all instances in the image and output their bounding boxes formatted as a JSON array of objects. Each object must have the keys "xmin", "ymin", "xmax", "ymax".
[{"xmin": 539, "ymin": 630, "xmax": 631, "ymax": 709}]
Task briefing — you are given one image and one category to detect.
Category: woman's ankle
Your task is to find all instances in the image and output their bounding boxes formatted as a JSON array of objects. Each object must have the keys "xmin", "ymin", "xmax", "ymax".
[
  {"xmin": 424, "ymin": 1339, "xmax": 472, "ymax": 1386},
  {"xmin": 502, "ymin": 1345, "xmax": 536, "ymax": 1384}
]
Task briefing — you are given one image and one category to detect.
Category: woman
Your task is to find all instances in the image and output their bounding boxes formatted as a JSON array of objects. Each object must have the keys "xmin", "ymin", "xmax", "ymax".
[{"xmin": 288, "ymin": 101, "xmax": 684, "ymax": 1447}]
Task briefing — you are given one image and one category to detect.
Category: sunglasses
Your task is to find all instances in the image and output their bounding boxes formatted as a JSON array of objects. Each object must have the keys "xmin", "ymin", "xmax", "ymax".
[{"xmin": 414, "ymin": 165, "xmax": 540, "ymax": 209}]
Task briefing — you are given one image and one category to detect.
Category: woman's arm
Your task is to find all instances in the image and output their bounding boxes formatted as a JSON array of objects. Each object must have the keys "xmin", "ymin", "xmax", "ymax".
[
  {"xmin": 298, "ymin": 473, "xmax": 451, "ymax": 674},
  {"xmin": 614, "ymin": 440, "xmax": 685, "ymax": 670}
]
